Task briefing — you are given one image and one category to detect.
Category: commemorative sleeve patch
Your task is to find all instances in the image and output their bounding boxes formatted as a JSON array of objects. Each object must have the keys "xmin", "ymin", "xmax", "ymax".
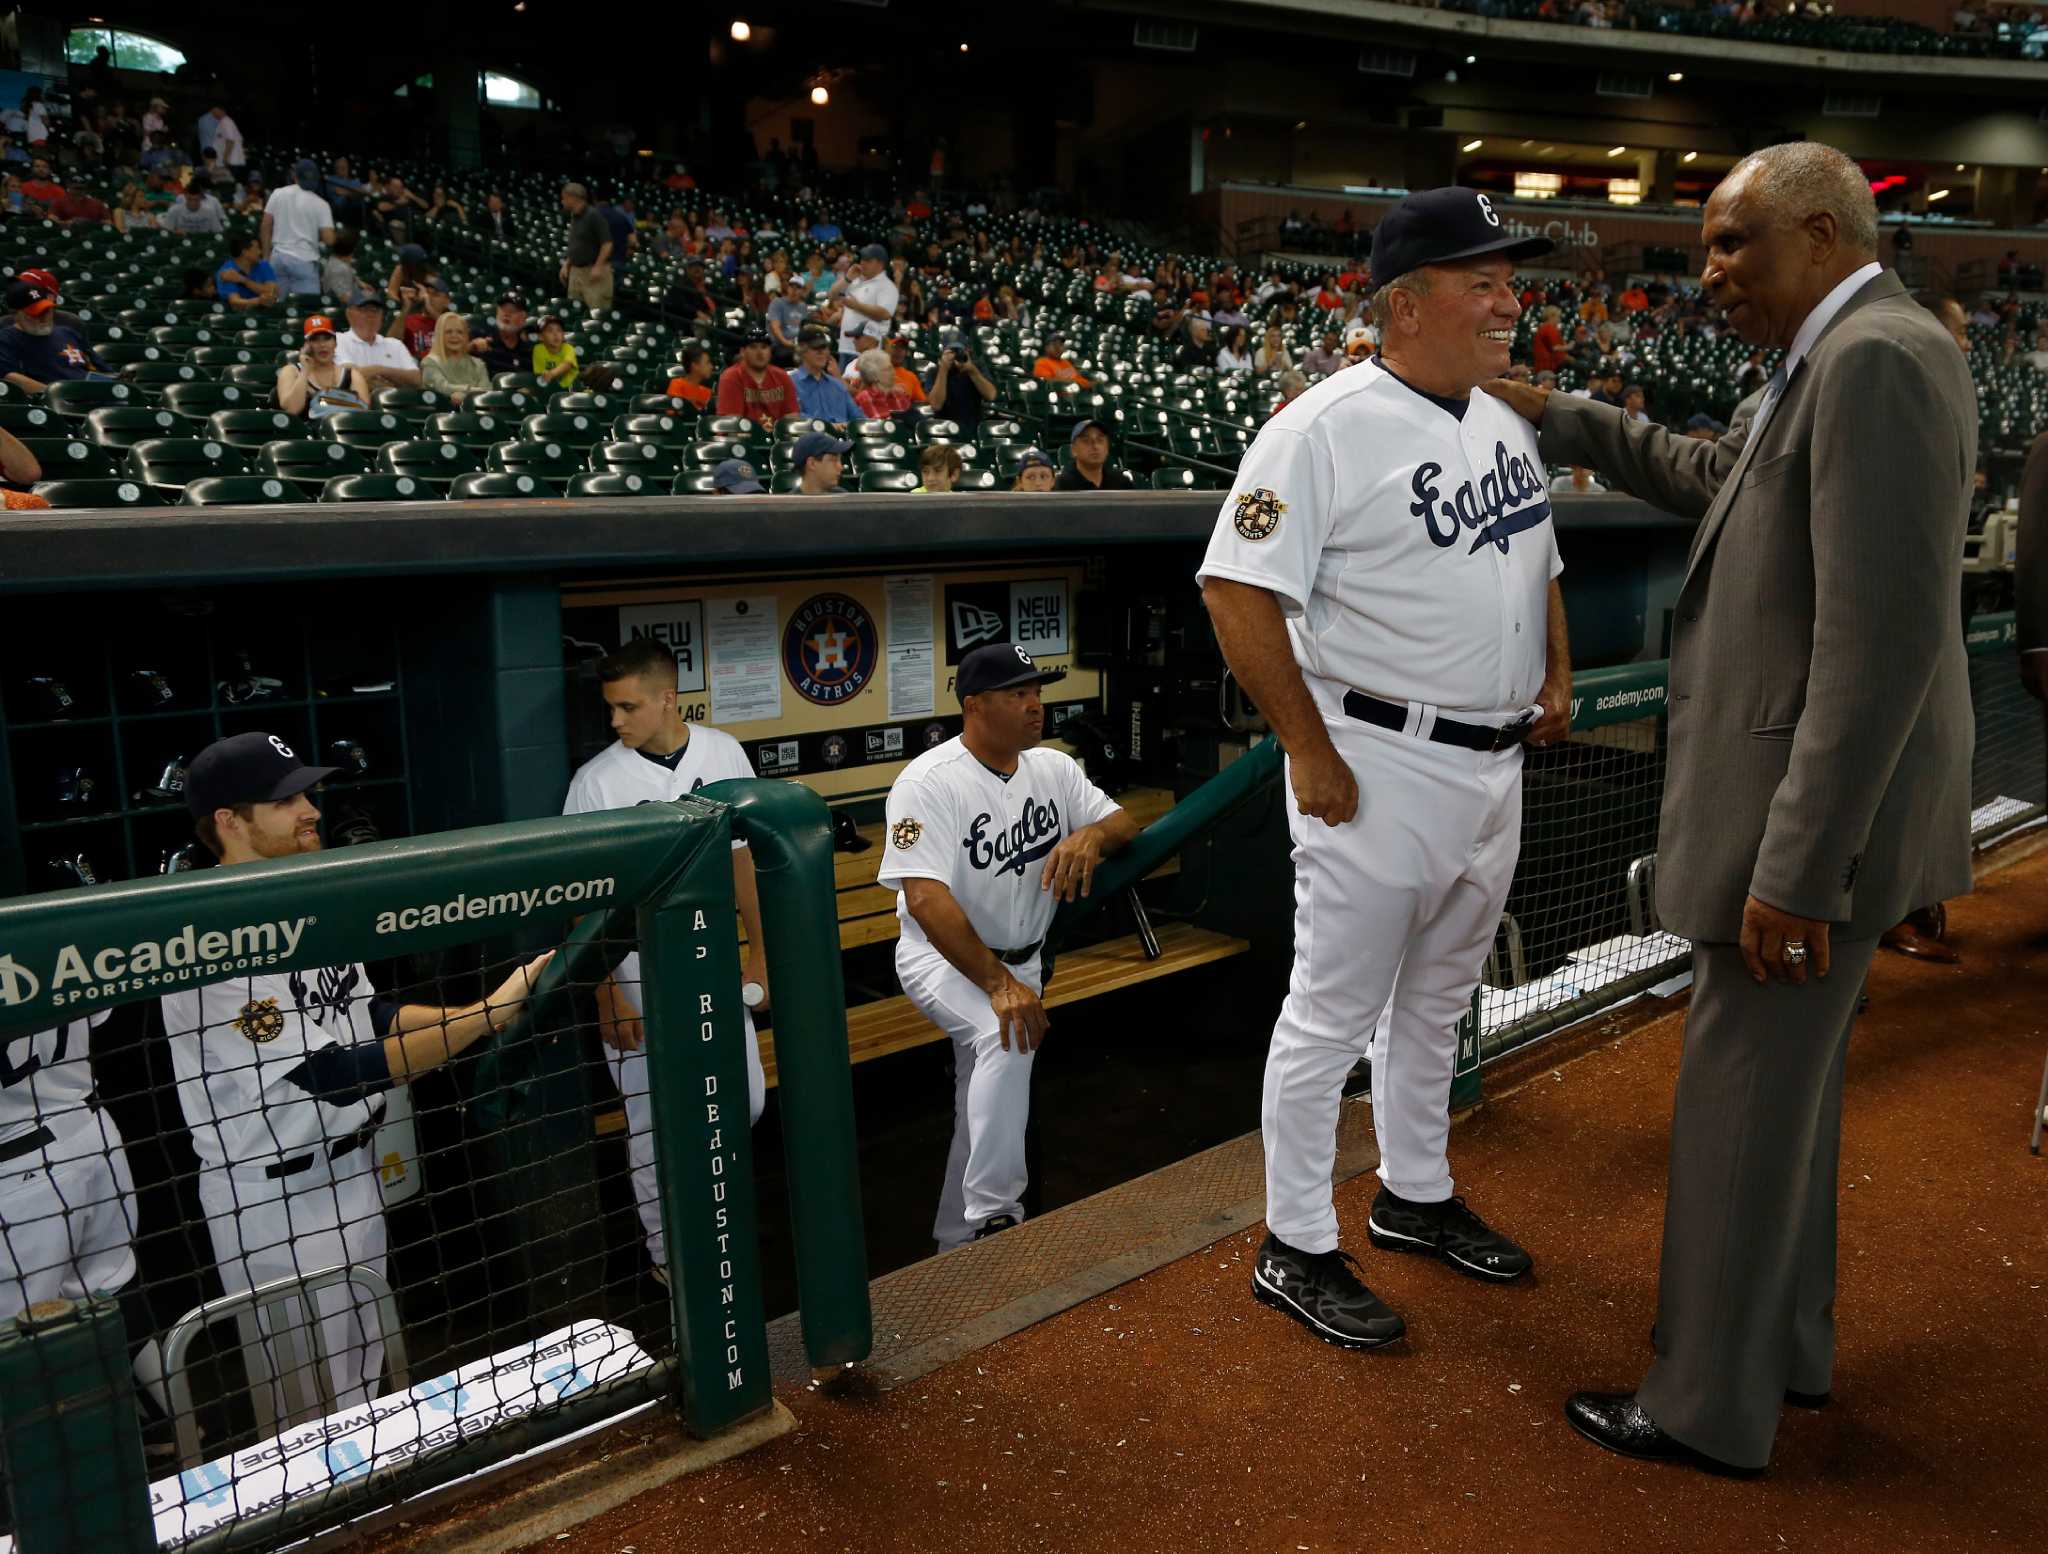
[
  {"xmin": 891, "ymin": 818, "xmax": 924, "ymax": 850},
  {"xmin": 232, "ymin": 998, "xmax": 285, "ymax": 1043},
  {"xmin": 1232, "ymin": 487, "xmax": 1286, "ymax": 541}
]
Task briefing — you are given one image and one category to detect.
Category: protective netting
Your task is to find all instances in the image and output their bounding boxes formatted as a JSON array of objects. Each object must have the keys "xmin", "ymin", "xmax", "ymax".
[
  {"xmin": 0, "ymin": 899, "xmax": 692, "ymax": 1551},
  {"xmin": 1966, "ymin": 650, "xmax": 2046, "ymax": 844}
]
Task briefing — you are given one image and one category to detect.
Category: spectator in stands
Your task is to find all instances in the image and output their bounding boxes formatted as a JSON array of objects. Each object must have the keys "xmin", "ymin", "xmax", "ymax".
[
  {"xmin": 1177, "ymin": 315, "xmax": 1218, "ymax": 372},
  {"xmin": 1618, "ymin": 279, "xmax": 1650, "ymax": 314},
  {"xmin": 666, "ymin": 343, "xmax": 716, "ymax": 411},
  {"xmin": 918, "ymin": 444, "xmax": 963, "ymax": 493},
  {"xmin": 390, "ymin": 276, "xmax": 453, "ymax": 358},
  {"xmin": 421, "ymin": 184, "xmax": 468, "ymax": 236},
  {"xmin": 141, "ymin": 95, "xmax": 167, "ymax": 144},
  {"xmin": 473, "ymin": 190, "xmax": 517, "ymax": 243},
  {"xmin": 1529, "ymin": 306, "xmax": 1565, "ymax": 377},
  {"xmin": 766, "ymin": 284, "xmax": 809, "ymax": 367},
  {"xmin": 277, "ymin": 316, "xmax": 368, "ymax": 420},
  {"xmin": 791, "ymin": 429, "xmax": 851, "ymax": 494},
  {"xmin": 533, "ymin": 315, "xmax": 580, "ymax": 390},
  {"xmin": 323, "ymin": 230, "xmax": 363, "ymax": 302},
  {"xmin": 0, "ymin": 281, "xmax": 109, "ymax": 393},
  {"xmin": 113, "ymin": 182, "xmax": 158, "ymax": 234},
  {"xmin": 664, "ymin": 257, "xmax": 715, "ymax": 328},
  {"xmin": 851, "ymin": 348, "xmax": 915, "ymax": 419},
  {"xmin": 180, "ymin": 267, "xmax": 217, "ymax": 302},
  {"xmin": 830, "ymin": 245, "xmax": 900, "ymax": 367},
  {"xmin": 231, "ymin": 174, "xmax": 266, "ymax": 218},
  {"xmin": 423, "ymin": 311, "xmax": 490, "ymax": 404},
  {"xmin": 260, "ymin": 161, "xmax": 335, "ymax": 297},
  {"xmin": 561, "ymin": 182, "xmax": 614, "ymax": 313},
  {"xmin": 323, "ymin": 157, "xmax": 369, "ymax": 229},
  {"xmin": 1969, "ymin": 296, "xmax": 2001, "ymax": 329},
  {"xmin": 50, "ymin": 183, "xmax": 113, "ymax": 228},
  {"xmin": 927, "ymin": 331, "xmax": 995, "ymax": 437},
  {"xmin": 1578, "ymin": 289, "xmax": 1610, "ymax": 327},
  {"xmin": 710, "ymin": 457, "xmax": 765, "ymax": 494},
  {"xmin": 653, "ymin": 211, "xmax": 691, "ymax": 262},
  {"xmin": 1301, "ymin": 327, "xmax": 1345, "ymax": 378},
  {"xmin": 19, "ymin": 156, "xmax": 63, "ymax": 209},
  {"xmin": 1622, "ymin": 383, "xmax": 1651, "ymax": 425},
  {"xmin": 704, "ymin": 207, "xmax": 735, "ymax": 243},
  {"xmin": 1216, "ymin": 325, "xmax": 1254, "ymax": 374},
  {"xmin": 715, "ymin": 329, "xmax": 799, "ymax": 430},
  {"xmin": 1271, "ymin": 369, "xmax": 1310, "ymax": 415},
  {"xmin": 375, "ymin": 174, "xmax": 430, "ymax": 243},
  {"xmin": 1345, "ymin": 321, "xmax": 1378, "ymax": 362},
  {"xmin": 1012, "ymin": 447, "xmax": 1057, "ymax": 491},
  {"xmin": 1033, "ymin": 332, "xmax": 1091, "ymax": 387},
  {"xmin": 793, "ymin": 330, "xmax": 862, "ymax": 425},
  {"xmin": 215, "ymin": 235, "xmax": 279, "ymax": 310},
  {"xmin": 1734, "ymin": 346, "xmax": 1769, "ymax": 396},
  {"xmin": 197, "ymin": 147, "xmax": 232, "ymax": 190},
  {"xmin": 386, "ymin": 243, "xmax": 439, "ymax": 305},
  {"xmin": 202, "ymin": 105, "xmax": 244, "ymax": 169},
  {"xmin": 1054, "ymin": 419, "xmax": 1133, "ymax": 491},
  {"xmin": 597, "ymin": 191, "xmax": 638, "ymax": 275},
  {"xmin": 333, "ymin": 289, "xmax": 423, "ymax": 393},
  {"xmin": 1550, "ymin": 464, "xmax": 1607, "ymax": 494},
  {"xmin": 138, "ymin": 132, "xmax": 175, "ymax": 174},
  {"xmin": 798, "ymin": 251, "xmax": 830, "ymax": 298},
  {"xmin": 474, "ymin": 292, "xmax": 539, "ymax": 377},
  {"xmin": 1254, "ymin": 323, "xmax": 1292, "ymax": 377},
  {"xmin": 1684, "ymin": 413, "xmax": 1726, "ymax": 441}
]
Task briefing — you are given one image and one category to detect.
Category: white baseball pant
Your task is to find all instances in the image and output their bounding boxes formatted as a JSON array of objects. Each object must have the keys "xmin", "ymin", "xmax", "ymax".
[
  {"xmin": 198, "ymin": 1148, "xmax": 388, "ymax": 1413},
  {"xmin": 0, "ymin": 1118, "xmax": 138, "ymax": 1321},
  {"xmin": 1264, "ymin": 710, "xmax": 1523, "ymax": 1255},
  {"xmin": 608, "ymin": 1010, "xmax": 763, "ymax": 1269},
  {"xmin": 899, "ymin": 950, "xmax": 1044, "ymax": 1250}
]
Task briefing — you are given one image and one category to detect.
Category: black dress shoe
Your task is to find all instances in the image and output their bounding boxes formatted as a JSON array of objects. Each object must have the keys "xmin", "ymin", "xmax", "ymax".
[{"xmin": 1564, "ymin": 1392, "xmax": 1761, "ymax": 1477}]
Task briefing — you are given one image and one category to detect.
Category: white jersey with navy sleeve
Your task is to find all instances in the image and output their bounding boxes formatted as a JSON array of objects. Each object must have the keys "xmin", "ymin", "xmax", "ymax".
[
  {"xmin": 0, "ymin": 1010, "xmax": 116, "ymax": 1166},
  {"xmin": 161, "ymin": 964, "xmax": 393, "ymax": 1174},
  {"xmin": 1196, "ymin": 358, "xmax": 1561, "ymax": 715},
  {"xmin": 878, "ymin": 736, "xmax": 1121, "ymax": 961}
]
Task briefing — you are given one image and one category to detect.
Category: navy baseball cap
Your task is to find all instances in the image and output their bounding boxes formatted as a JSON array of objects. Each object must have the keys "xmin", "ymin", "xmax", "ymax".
[
  {"xmin": 791, "ymin": 429, "xmax": 852, "ymax": 469},
  {"xmin": 958, "ymin": 643, "xmax": 1067, "ymax": 700},
  {"xmin": 858, "ymin": 243, "xmax": 889, "ymax": 261},
  {"xmin": 1370, "ymin": 187, "xmax": 1553, "ymax": 283},
  {"xmin": 185, "ymin": 731, "xmax": 338, "ymax": 819},
  {"xmin": 1069, "ymin": 417, "xmax": 1113, "ymax": 445},
  {"xmin": 1015, "ymin": 447, "xmax": 1055, "ymax": 474},
  {"xmin": 711, "ymin": 457, "xmax": 764, "ymax": 493},
  {"xmin": 345, "ymin": 285, "xmax": 385, "ymax": 311}
]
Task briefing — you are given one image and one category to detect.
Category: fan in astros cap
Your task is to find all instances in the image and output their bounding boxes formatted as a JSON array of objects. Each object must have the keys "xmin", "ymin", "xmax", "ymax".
[
  {"xmin": 1196, "ymin": 186, "xmax": 1576, "ymax": 1348},
  {"xmin": 161, "ymin": 732, "xmax": 550, "ymax": 1410},
  {"xmin": 879, "ymin": 643, "xmax": 1141, "ymax": 1250}
]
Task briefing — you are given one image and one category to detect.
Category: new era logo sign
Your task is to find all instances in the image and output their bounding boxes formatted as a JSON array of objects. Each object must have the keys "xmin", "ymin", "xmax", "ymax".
[{"xmin": 950, "ymin": 599, "xmax": 1005, "ymax": 651}]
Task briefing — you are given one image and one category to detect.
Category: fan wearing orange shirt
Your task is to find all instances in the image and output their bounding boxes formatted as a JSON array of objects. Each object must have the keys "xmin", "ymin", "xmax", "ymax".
[
  {"xmin": 665, "ymin": 342, "xmax": 715, "ymax": 411},
  {"xmin": 1032, "ymin": 331, "xmax": 1091, "ymax": 388},
  {"xmin": 1617, "ymin": 283, "xmax": 1650, "ymax": 314}
]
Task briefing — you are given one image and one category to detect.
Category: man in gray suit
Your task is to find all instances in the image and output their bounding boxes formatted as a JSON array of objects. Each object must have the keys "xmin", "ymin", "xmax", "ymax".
[{"xmin": 1487, "ymin": 142, "xmax": 1977, "ymax": 1474}]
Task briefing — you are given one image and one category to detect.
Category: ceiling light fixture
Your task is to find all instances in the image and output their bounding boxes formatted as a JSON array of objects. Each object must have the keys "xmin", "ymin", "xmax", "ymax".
[
  {"xmin": 1928, "ymin": 188, "xmax": 1951, "ymax": 201},
  {"xmin": 1667, "ymin": 71, "xmax": 1683, "ymax": 81},
  {"xmin": 1682, "ymin": 150, "xmax": 1698, "ymax": 163},
  {"xmin": 730, "ymin": 19, "xmax": 750, "ymax": 40},
  {"xmin": 810, "ymin": 84, "xmax": 829, "ymax": 105},
  {"xmin": 1955, "ymin": 162, "xmax": 1965, "ymax": 171},
  {"xmin": 959, "ymin": 41, "xmax": 969, "ymax": 51},
  {"xmin": 1608, "ymin": 145, "xmax": 1627, "ymax": 157},
  {"xmin": 1465, "ymin": 54, "xmax": 1476, "ymax": 63},
  {"xmin": 1462, "ymin": 139, "xmax": 1484, "ymax": 152}
]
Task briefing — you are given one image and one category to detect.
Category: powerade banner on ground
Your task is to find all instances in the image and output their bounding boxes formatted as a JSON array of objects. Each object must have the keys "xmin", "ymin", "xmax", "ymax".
[{"xmin": 163, "ymin": 1323, "xmax": 648, "ymax": 1550}]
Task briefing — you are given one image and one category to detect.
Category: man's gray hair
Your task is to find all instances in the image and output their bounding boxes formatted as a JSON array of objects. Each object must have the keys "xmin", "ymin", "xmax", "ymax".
[
  {"xmin": 1278, "ymin": 369, "xmax": 1309, "ymax": 396},
  {"xmin": 1369, "ymin": 268, "xmax": 1433, "ymax": 334},
  {"xmin": 1730, "ymin": 141, "xmax": 1878, "ymax": 256}
]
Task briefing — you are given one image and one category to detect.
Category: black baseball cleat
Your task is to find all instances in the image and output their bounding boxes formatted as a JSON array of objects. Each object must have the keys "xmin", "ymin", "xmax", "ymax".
[
  {"xmin": 1367, "ymin": 1187, "xmax": 1533, "ymax": 1281},
  {"xmin": 1250, "ymin": 1233, "xmax": 1406, "ymax": 1349},
  {"xmin": 973, "ymin": 1214, "xmax": 1019, "ymax": 1240}
]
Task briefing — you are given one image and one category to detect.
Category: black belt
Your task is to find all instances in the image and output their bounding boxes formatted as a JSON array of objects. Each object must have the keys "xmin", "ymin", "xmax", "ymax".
[
  {"xmin": 994, "ymin": 940, "xmax": 1042, "ymax": 966},
  {"xmin": 263, "ymin": 1107, "xmax": 387, "ymax": 1180},
  {"xmin": 1342, "ymin": 691, "xmax": 1537, "ymax": 754},
  {"xmin": 0, "ymin": 1126, "xmax": 55, "ymax": 1164}
]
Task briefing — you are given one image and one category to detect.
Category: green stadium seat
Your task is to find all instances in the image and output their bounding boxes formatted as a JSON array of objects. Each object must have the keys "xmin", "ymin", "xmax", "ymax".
[
  {"xmin": 319, "ymin": 410, "xmax": 408, "ymax": 448},
  {"xmin": 92, "ymin": 342, "xmax": 171, "ymax": 370},
  {"xmin": 520, "ymin": 411, "xmax": 605, "ymax": 447},
  {"xmin": 631, "ymin": 394, "xmax": 689, "ymax": 416},
  {"xmin": 565, "ymin": 471, "xmax": 664, "ymax": 497},
  {"xmin": 487, "ymin": 441, "xmax": 583, "ymax": 480},
  {"xmin": 18, "ymin": 437, "xmax": 115, "ymax": 478},
  {"xmin": 692, "ymin": 438, "xmax": 753, "ymax": 467},
  {"xmin": 699, "ymin": 415, "xmax": 757, "ymax": 441},
  {"xmin": 770, "ymin": 470, "xmax": 806, "ymax": 493},
  {"xmin": 450, "ymin": 470, "xmax": 556, "ymax": 499},
  {"xmin": 148, "ymin": 324, "xmax": 230, "ymax": 349},
  {"xmin": 125, "ymin": 437, "xmax": 247, "ymax": 489},
  {"xmin": 122, "ymin": 361, "xmax": 205, "ymax": 394},
  {"xmin": 954, "ymin": 468, "xmax": 1000, "ymax": 491},
  {"xmin": 260, "ymin": 440, "xmax": 367, "ymax": 487},
  {"xmin": 161, "ymin": 380, "xmax": 258, "ymax": 422},
  {"xmin": 187, "ymin": 345, "xmax": 258, "ymax": 368},
  {"xmin": 775, "ymin": 415, "xmax": 831, "ymax": 440},
  {"xmin": 671, "ymin": 472, "xmax": 718, "ymax": 494},
  {"xmin": 31, "ymin": 476, "xmax": 166, "ymax": 509},
  {"xmin": 222, "ymin": 363, "xmax": 277, "ymax": 392},
  {"xmin": 859, "ymin": 469, "xmax": 920, "ymax": 493},
  {"xmin": 469, "ymin": 388, "xmax": 538, "ymax": 416},
  {"xmin": 320, "ymin": 473, "xmax": 440, "ymax": 503},
  {"xmin": 0, "ymin": 401, "xmax": 64, "ymax": 438},
  {"xmin": 84, "ymin": 406, "xmax": 180, "ymax": 448},
  {"xmin": 373, "ymin": 387, "xmax": 445, "ymax": 424},
  {"xmin": 378, "ymin": 440, "xmax": 482, "ymax": 483},
  {"xmin": 911, "ymin": 418, "xmax": 963, "ymax": 444},
  {"xmin": 206, "ymin": 408, "xmax": 300, "ymax": 448},
  {"xmin": 425, "ymin": 411, "xmax": 513, "ymax": 448},
  {"xmin": 590, "ymin": 441, "xmax": 684, "ymax": 477},
  {"xmin": 851, "ymin": 417, "xmax": 904, "ymax": 441},
  {"xmin": 44, "ymin": 379, "xmax": 140, "ymax": 418},
  {"xmin": 617, "ymin": 413, "xmax": 696, "ymax": 446},
  {"xmin": 553, "ymin": 392, "xmax": 619, "ymax": 416},
  {"xmin": 179, "ymin": 475, "xmax": 298, "ymax": 507},
  {"xmin": 491, "ymin": 372, "xmax": 549, "ymax": 395},
  {"xmin": 1151, "ymin": 467, "xmax": 1215, "ymax": 490}
]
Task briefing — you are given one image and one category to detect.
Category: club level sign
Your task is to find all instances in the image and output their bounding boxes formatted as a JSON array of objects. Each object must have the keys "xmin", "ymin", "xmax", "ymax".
[{"xmin": 782, "ymin": 593, "xmax": 877, "ymax": 706}]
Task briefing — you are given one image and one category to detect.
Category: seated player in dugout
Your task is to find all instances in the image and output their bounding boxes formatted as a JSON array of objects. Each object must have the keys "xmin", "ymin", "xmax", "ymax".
[
  {"xmin": 562, "ymin": 637, "xmax": 769, "ymax": 1286},
  {"xmin": 880, "ymin": 644, "xmax": 1141, "ymax": 1250},
  {"xmin": 164, "ymin": 732, "xmax": 551, "ymax": 1411}
]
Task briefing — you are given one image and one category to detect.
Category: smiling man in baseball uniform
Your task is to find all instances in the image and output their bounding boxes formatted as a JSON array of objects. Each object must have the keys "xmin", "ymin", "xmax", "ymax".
[
  {"xmin": 1199, "ymin": 188, "xmax": 1574, "ymax": 1349},
  {"xmin": 881, "ymin": 643, "xmax": 1140, "ymax": 1250},
  {"xmin": 563, "ymin": 636, "xmax": 768, "ymax": 1281}
]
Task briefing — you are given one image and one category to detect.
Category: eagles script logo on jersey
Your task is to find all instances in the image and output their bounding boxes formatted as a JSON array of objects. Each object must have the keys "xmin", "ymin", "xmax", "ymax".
[
  {"xmin": 1233, "ymin": 487, "xmax": 1285, "ymax": 542},
  {"xmin": 233, "ymin": 998, "xmax": 285, "ymax": 1043},
  {"xmin": 892, "ymin": 818, "xmax": 923, "ymax": 850}
]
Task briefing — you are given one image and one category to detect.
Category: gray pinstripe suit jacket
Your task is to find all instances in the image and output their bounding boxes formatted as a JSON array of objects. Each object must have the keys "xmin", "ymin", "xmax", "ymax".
[{"xmin": 1538, "ymin": 270, "xmax": 1976, "ymax": 943}]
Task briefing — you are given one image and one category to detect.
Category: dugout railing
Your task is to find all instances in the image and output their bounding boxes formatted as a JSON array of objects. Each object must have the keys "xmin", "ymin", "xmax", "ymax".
[{"xmin": 0, "ymin": 781, "xmax": 867, "ymax": 1554}]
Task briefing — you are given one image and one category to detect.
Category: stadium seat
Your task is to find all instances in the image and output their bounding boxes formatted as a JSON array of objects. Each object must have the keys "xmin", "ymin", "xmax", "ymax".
[
  {"xmin": 671, "ymin": 472, "xmax": 719, "ymax": 495},
  {"xmin": 469, "ymin": 389, "xmax": 538, "ymax": 416},
  {"xmin": 18, "ymin": 437, "xmax": 115, "ymax": 479},
  {"xmin": 618, "ymin": 412, "xmax": 695, "ymax": 446},
  {"xmin": 320, "ymin": 474, "xmax": 440, "ymax": 503},
  {"xmin": 187, "ymin": 346, "xmax": 258, "ymax": 369},
  {"xmin": 775, "ymin": 415, "xmax": 831, "ymax": 440},
  {"xmin": 0, "ymin": 402, "xmax": 61, "ymax": 435},
  {"xmin": 162, "ymin": 381, "xmax": 257, "ymax": 423},
  {"xmin": 589, "ymin": 441, "xmax": 684, "ymax": 477},
  {"xmin": 425, "ymin": 411, "xmax": 513, "ymax": 448},
  {"xmin": 488, "ymin": 441, "xmax": 583, "ymax": 480},
  {"xmin": 1151, "ymin": 467, "xmax": 1215, "ymax": 490},
  {"xmin": 565, "ymin": 471, "xmax": 664, "ymax": 497},
  {"xmin": 492, "ymin": 373, "xmax": 548, "ymax": 395},
  {"xmin": 93, "ymin": 342, "xmax": 170, "ymax": 370},
  {"xmin": 378, "ymin": 440, "xmax": 482, "ymax": 484},
  {"xmin": 125, "ymin": 438, "xmax": 247, "ymax": 490},
  {"xmin": 122, "ymin": 361, "xmax": 204, "ymax": 394},
  {"xmin": 223, "ymin": 363, "xmax": 277, "ymax": 392},
  {"xmin": 179, "ymin": 475, "xmax": 298, "ymax": 507},
  {"xmin": 31, "ymin": 476, "xmax": 166, "ymax": 509},
  {"xmin": 859, "ymin": 469, "xmax": 920, "ymax": 493},
  {"xmin": 450, "ymin": 470, "xmax": 556, "ymax": 499},
  {"xmin": 521, "ymin": 412, "xmax": 606, "ymax": 448},
  {"xmin": 374, "ymin": 387, "xmax": 445, "ymax": 425},
  {"xmin": 700, "ymin": 414, "xmax": 758, "ymax": 441},
  {"xmin": 954, "ymin": 468, "xmax": 1000, "ymax": 491},
  {"xmin": 207, "ymin": 409, "xmax": 301, "ymax": 449},
  {"xmin": 553, "ymin": 392, "xmax": 618, "ymax": 416},
  {"xmin": 84, "ymin": 406, "xmax": 180, "ymax": 449},
  {"xmin": 260, "ymin": 440, "xmax": 367, "ymax": 488},
  {"xmin": 320, "ymin": 411, "xmax": 408, "ymax": 448},
  {"xmin": 44, "ymin": 379, "xmax": 139, "ymax": 417}
]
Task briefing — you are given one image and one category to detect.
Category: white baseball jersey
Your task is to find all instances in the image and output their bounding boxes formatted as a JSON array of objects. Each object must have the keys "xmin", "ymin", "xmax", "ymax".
[
  {"xmin": 562, "ymin": 728, "xmax": 755, "ymax": 1011},
  {"xmin": 162, "ymin": 965, "xmax": 395, "ymax": 1172},
  {"xmin": 0, "ymin": 1011, "xmax": 115, "ymax": 1166},
  {"xmin": 879, "ymin": 736, "xmax": 1121, "ymax": 959},
  {"xmin": 1196, "ymin": 358, "xmax": 1562, "ymax": 714}
]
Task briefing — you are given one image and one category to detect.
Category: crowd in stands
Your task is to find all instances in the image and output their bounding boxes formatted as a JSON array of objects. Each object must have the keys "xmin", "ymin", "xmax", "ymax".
[{"xmin": 1405, "ymin": 0, "xmax": 2048, "ymax": 55}]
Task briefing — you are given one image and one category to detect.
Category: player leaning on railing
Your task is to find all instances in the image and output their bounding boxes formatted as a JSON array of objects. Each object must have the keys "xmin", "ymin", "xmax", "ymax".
[{"xmin": 161, "ymin": 731, "xmax": 550, "ymax": 1411}]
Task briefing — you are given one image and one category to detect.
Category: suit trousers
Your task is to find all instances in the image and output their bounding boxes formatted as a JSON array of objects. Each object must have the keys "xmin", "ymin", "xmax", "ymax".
[{"xmin": 1635, "ymin": 934, "xmax": 1876, "ymax": 1470}]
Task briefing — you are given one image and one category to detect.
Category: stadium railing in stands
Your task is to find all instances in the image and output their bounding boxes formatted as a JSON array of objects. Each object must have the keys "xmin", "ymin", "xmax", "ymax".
[{"xmin": 0, "ymin": 783, "xmax": 866, "ymax": 1554}]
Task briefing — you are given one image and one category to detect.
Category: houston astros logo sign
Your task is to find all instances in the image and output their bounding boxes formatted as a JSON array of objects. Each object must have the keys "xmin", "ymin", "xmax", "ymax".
[{"xmin": 783, "ymin": 593, "xmax": 878, "ymax": 706}]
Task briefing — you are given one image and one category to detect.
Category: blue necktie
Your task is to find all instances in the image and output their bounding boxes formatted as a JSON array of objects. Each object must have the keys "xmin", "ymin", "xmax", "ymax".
[{"xmin": 1750, "ymin": 360, "xmax": 1792, "ymax": 444}]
